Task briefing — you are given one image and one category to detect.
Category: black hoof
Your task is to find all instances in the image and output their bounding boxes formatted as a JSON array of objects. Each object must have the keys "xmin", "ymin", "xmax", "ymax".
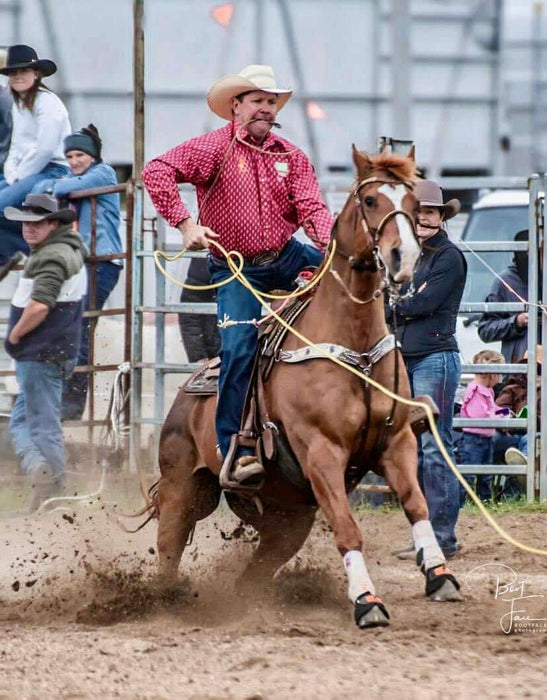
[
  {"xmin": 354, "ymin": 593, "xmax": 390, "ymax": 628},
  {"xmin": 425, "ymin": 565, "xmax": 464, "ymax": 602}
]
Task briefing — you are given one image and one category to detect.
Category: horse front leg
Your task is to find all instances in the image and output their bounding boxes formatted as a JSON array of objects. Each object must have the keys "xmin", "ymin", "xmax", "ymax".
[
  {"xmin": 380, "ymin": 427, "xmax": 463, "ymax": 602},
  {"xmin": 304, "ymin": 437, "xmax": 390, "ymax": 629}
]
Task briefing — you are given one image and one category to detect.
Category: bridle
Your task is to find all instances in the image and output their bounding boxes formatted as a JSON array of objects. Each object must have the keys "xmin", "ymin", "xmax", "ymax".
[{"xmin": 329, "ymin": 176, "xmax": 418, "ymax": 305}]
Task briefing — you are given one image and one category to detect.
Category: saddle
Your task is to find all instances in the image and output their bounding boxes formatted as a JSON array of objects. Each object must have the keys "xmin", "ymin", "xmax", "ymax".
[{"xmin": 183, "ymin": 294, "xmax": 439, "ymax": 497}]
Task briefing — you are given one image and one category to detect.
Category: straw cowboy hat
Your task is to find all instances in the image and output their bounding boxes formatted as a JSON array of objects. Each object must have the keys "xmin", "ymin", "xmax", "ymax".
[
  {"xmin": 4, "ymin": 193, "xmax": 76, "ymax": 224},
  {"xmin": 207, "ymin": 64, "xmax": 292, "ymax": 121},
  {"xmin": 414, "ymin": 179, "xmax": 461, "ymax": 220},
  {"xmin": 0, "ymin": 44, "xmax": 57, "ymax": 77}
]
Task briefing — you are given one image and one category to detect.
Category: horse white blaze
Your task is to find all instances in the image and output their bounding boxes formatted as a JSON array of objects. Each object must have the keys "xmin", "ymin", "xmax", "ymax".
[
  {"xmin": 378, "ymin": 183, "xmax": 420, "ymax": 282},
  {"xmin": 343, "ymin": 550, "xmax": 376, "ymax": 602}
]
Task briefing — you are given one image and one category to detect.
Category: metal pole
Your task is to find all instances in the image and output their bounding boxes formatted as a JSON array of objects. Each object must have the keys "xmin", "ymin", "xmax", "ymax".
[
  {"xmin": 129, "ymin": 184, "xmax": 144, "ymax": 474},
  {"xmin": 540, "ymin": 174, "xmax": 547, "ymax": 501},
  {"xmin": 531, "ymin": 2, "xmax": 543, "ymax": 173},
  {"xmin": 255, "ymin": 0, "xmax": 264, "ymax": 63},
  {"xmin": 526, "ymin": 175, "xmax": 540, "ymax": 500},
  {"xmin": 133, "ymin": 0, "xmax": 145, "ymax": 180},
  {"xmin": 370, "ymin": 0, "xmax": 380, "ymax": 149},
  {"xmin": 391, "ymin": 0, "xmax": 411, "ymax": 140},
  {"xmin": 491, "ymin": 0, "xmax": 503, "ymax": 175}
]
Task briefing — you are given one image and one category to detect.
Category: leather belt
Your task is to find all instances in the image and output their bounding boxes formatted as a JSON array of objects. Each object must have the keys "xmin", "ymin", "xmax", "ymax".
[{"xmin": 211, "ymin": 244, "xmax": 286, "ymax": 268}]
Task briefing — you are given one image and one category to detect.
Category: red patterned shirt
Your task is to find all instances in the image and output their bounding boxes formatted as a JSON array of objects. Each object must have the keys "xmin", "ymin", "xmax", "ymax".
[{"xmin": 142, "ymin": 122, "xmax": 333, "ymax": 257}]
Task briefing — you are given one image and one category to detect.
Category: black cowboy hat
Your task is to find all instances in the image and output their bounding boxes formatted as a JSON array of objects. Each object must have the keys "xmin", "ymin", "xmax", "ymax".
[
  {"xmin": 4, "ymin": 193, "xmax": 76, "ymax": 224},
  {"xmin": 0, "ymin": 44, "xmax": 57, "ymax": 77}
]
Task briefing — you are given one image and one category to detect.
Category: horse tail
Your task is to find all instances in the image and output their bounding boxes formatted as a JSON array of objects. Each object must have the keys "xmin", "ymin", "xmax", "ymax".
[{"xmin": 116, "ymin": 478, "xmax": 161, "ymax": 533}]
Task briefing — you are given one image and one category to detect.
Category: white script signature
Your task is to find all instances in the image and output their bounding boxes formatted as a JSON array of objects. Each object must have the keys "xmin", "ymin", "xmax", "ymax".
[{"xmin": 465, "ymin": 563, "xmax": 547, "ymax": 634}]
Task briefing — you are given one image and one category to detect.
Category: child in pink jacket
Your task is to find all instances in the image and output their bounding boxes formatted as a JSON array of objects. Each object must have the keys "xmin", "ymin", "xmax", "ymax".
[{"xmin": 459, "ymin": 349, "xmax": 505, "ymax": 503}]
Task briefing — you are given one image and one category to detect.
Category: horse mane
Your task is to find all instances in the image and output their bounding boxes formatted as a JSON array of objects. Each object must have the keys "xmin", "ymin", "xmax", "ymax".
[{"xmin": 361, "ymin": 151, "xmax": 420, "ymax": 184}]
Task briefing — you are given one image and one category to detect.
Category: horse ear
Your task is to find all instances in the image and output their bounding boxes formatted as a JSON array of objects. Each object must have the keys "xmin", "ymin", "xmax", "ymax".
[
  {"xmin": 407, "ymin": 144, "xmax": 416, "ymax": 162},
  {"xmin": 352, "ymin": 144, "xmax": 373, "ymax": 173}
]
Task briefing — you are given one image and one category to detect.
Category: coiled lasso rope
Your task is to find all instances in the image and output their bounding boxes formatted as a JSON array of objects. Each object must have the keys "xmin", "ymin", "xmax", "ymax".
[{"xmin": 154, "ymin": 240, "xmax": 547, "ymax": 557}]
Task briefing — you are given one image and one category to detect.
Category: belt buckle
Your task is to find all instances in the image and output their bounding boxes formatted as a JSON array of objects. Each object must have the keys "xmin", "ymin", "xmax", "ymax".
[{"xmin": 252, "ymin": 250, "xmax": 278, "ymax": 266}]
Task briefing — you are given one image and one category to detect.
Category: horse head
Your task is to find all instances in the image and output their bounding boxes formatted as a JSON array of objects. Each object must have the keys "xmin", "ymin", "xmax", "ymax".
[{"xmin": 334, "ymin": 146, "xmax": 421, "ymax": 285}]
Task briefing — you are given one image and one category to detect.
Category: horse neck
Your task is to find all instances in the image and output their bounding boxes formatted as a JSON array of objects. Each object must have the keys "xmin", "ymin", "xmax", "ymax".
[{"xmin": 309, "ymin": 260, "xmax": 389, "ymax": 353}]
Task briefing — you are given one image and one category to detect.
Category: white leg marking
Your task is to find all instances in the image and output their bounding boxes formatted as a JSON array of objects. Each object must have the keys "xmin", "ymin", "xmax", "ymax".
[
  {"xmin": 412, "ymin": 520, "xmax": 445, "ymax": 569},
  {"xmin": 343, "ymin": 550, "xmax": 376, "ymax": 602}
]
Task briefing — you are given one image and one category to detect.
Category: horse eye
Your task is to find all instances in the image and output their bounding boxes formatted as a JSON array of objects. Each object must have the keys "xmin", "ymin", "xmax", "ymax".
[{"xmin": 364, "ymin": 196, "xmax": 376, "ymax": 207}]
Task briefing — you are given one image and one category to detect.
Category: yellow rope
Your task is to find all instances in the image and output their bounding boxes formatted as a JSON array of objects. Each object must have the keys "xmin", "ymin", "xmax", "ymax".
[
  {"xmin": 153, "ymin": 241, "xmax": 547, "ymax": 557},
  {"xmin": 153, "ymin": 239, "xmax": 337, "ymax": 300}
]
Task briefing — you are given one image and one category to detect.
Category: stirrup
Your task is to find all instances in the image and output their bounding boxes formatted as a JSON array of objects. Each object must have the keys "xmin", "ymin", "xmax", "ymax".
[{"xmin": 219, "ymin": 435, "xmax": 265, "ymax": 494}]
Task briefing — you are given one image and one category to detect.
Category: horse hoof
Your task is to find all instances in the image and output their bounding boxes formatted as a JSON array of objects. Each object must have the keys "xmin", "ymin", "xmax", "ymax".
[
  {"xmin": 354, "ymin": 593, "xmax": 390, "ymax": 629},
  {"xmin": 428, "ymin": 578, "xmax": 464, "ymax": 602}
]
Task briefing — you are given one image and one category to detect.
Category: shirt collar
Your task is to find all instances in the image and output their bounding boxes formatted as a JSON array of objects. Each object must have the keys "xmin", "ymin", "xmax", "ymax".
[{"xmin": 230, "ymin": 120, "xmax": 284, "ymax": 151}]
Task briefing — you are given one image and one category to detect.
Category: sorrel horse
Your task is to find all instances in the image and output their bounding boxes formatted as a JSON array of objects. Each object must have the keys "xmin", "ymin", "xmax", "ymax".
[{"xmin": 153, "ymin": 147, "xmax": 463, "ymax": 628}]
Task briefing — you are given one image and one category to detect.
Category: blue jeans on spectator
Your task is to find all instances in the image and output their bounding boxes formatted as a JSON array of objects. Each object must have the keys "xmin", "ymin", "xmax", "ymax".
[
  {"xmin": 10, "ymin": 359, "xmax": 76, "ymax": 484},
  {"xmin": 405, "ymin": 351, "xmax": 461, "ymax": 556},
  {"xmin": 492, "ymin": 431, "xmax": 528, "ymax": 500},
  {"xmin": 209, "ymin": 238, "xmax": 323, "ymax": 458},
  {"xmin": 62, "ymin": 262, "xmax": 122, "ymax": 420},
  {"xmin": 0, "ymin": 163, "xmax": 70, "ymax": 264},
  {"xmin": 457, "ymin": 432, "xmax": 493, "ymax": 505}
]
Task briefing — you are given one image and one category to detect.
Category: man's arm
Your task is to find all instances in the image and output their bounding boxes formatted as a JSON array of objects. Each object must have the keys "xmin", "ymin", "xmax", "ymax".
[
  {"xmin": 142, "ymin": 135, "xmax": 223, "ymax": 249},
  {"xmin": 477, "ymin": 283, "xmax": 527, "ymax": 343},
  {"xmin": 8, "ymin": 300, "xmax": 49, "ymax": 344},
  {"xmin": 290, "ymin": 153, "xmax": 333, "ymax": 250}
]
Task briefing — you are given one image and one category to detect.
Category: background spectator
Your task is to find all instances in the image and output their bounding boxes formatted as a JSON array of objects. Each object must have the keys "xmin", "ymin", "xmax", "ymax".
[
  {"xmin": 494, "ymin": 346, "xmax": 541, "ymax": 466},
  {"xmin": 0, "ymin": 44, "xmax": 71, "ymax": 276},
  {"xmin": 3, "ymin": 194, "xmax": 86, "ymax": 510},
  {"xmin": 34, "ymin": 124, "xmax": 122, "ymax": 420},
  {"xmin": 390, "ymin": 179, "xmax": 467, "ymax": 560},
  {"xmin": 478, "ymin": 230, "xmax": 541, "ymax": 362},
  {"xmin": 458, "ymin": 349, "xmax": 504, "ymax": 505},
  {"xmin": 178, "ymin": 257, "xmax": 220, "ymax": 363}
]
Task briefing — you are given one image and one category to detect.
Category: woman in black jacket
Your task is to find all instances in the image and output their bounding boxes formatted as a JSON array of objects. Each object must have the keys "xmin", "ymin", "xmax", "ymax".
[{"xmin": 392, "ymin": 180, "xmax": 467, "ymax": 559}]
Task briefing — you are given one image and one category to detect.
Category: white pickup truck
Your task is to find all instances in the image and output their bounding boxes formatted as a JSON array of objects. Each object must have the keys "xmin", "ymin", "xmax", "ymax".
[{"xmin": 456, "ymin": 189, "xmax": 529, "ymax": 364}]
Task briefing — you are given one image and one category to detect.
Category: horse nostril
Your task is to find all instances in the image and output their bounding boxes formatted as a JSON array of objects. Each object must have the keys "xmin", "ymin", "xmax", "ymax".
[{"xmin": 392, "ymin": 248, "xmax": 401, "ymax": 272}]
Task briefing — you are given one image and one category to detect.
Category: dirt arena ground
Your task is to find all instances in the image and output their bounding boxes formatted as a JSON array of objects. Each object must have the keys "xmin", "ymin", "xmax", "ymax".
[{"xmin": 0, "ymin": 474, "xmax": 545, "ymax": 700}]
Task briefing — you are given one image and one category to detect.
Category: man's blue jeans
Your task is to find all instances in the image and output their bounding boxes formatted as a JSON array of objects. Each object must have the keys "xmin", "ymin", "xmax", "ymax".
[
  {"xmin": 62, "ymin": 262, "xmax": 122, "ymax": 420},
  {"xmin": 405, "ymin": 351, "xmax": 461, "ymax": 555},
  {"xmin": 457, "ymin": 431, "xmax": 494, "ymax": 505},
  {"xmin": 10, "ymin": 359, "xmax": 75, "ymax": 484},
  {"xmin": 209, "ymin": 238, "xmax": 324, "ymax": 457},
  {"xmin": 0, "ymin": 163, "xmax": 70, "ymax": 264}
]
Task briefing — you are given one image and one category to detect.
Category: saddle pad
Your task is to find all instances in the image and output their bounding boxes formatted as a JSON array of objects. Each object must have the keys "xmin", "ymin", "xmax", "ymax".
[{"xmin": 183, "ymin": 357, "xmax": 220, "ymax": 395}]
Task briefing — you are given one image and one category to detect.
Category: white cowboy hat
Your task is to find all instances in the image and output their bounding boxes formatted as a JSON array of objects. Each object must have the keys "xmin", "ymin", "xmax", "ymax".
[{"xmin": 207, "ymin": 64, "xmax": 292, "ymax": 121}]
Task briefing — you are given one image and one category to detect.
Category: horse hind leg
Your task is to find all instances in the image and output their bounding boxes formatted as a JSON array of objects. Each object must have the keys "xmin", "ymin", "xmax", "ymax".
[
  {"xmin": 380, "ymin": 427, "xmax": 463, "ymax": 602},
  {"xmin": 156, "ymin": 432, "xmax": 221, "ymax": 586},
  {"xmin": 234, "ymin": 505, "xmax": 317, "ymax": 595}
]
